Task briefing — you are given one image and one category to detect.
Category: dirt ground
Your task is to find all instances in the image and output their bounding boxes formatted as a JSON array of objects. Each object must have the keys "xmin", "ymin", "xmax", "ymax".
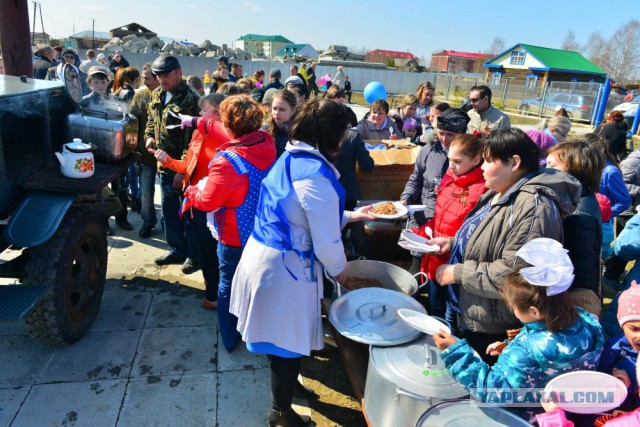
[{"xmin": 301, "ymin": 345, "xmax": 367, "ymax": 427}]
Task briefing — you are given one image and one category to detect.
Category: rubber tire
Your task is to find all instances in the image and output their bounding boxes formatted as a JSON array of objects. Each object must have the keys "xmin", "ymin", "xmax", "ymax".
[
  {"xmin": 24, "ymin": 209, "xmax": 107, "ymax": 345},
  {"xmin": 519, "ymin": 104, "xmax": 530, "ymax": 115}
]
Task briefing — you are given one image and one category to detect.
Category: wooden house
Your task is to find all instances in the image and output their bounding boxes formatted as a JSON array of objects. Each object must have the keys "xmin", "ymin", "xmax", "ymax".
[{"xmin": 483, "ymin": 43, "xmax": 606, "ymax": 89}]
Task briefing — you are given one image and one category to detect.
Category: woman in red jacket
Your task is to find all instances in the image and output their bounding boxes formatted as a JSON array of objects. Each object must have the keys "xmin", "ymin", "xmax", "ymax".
[
  {"xmin": 151, "ymin": 93, "xmax": 229, "ymax": 310},
  {"xmin": 413, "ymin": 133, "xmax": 487, "ymax": 332},
  {"xmin": 182, "ymin": 94, "xmax": 276, "ymax": 352}
]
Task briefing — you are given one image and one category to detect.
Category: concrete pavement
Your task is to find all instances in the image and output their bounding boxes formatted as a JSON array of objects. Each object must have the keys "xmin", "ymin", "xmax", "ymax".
[{"xmin": 0, "ymin": 187, "xmax": 310, "ymax": 427}]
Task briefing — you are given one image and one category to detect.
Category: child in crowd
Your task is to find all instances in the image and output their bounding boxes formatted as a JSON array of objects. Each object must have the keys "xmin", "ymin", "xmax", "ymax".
[
  {"xmin": 433, "ymin": 238, "xmax": 604, "ymax": 418},
  {"xmin": 402, "ymin": 118, "xmax": 419, "ymax": 143},
  {"xmin": 265, "ymin": 89, "xmax": 297, "ymax": 158},
  {"xmin": 81, "ymin": 66, "xmax": 110, "ymax": 108},
  {"xmin": 412, "ymin": 133, "xmax": 487, "ymax": 332}
]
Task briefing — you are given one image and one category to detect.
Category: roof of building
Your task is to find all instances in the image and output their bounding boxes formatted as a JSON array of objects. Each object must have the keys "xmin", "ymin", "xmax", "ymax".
[
  {"xmin": 432, "ymin": 50, "xmax": 487, "ymax": 60},
  {"xmin": 237, "ymin": 34, "xmax": 293, "ymax": 43},
  {"xmin": 70, "ymin": 31, "xmax": 111, "ymax": 39},
  {"xmin": 485, "ymin": 43, "xmax": 606, "ymax": 75},
  {"xmin": 110, "ymin": 23, "xmax": 155, "ymax": 34},
  {"xmin": 367, "ymin": 49, "xmax": 417, "ymax": 60},
  {"xmin": 275, "ymin": 44, "xmax": 312, "ymax": 56}
]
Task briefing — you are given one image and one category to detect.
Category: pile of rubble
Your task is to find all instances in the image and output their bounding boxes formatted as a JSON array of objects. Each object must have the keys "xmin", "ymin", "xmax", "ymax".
[{"xmin": 99, "ymin": 36, "xmax": 253, "ymax": 60}]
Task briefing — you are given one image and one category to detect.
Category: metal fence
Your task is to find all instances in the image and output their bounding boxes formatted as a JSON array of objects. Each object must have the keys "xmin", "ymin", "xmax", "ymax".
[{"xmin": 432, "ymin": 74, "xmax": 616, "ymax": 125}]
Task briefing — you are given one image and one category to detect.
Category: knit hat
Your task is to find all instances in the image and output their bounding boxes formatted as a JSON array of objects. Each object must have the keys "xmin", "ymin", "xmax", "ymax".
[
  {"xmin": 96, "ymin": 53, "xmax": 106, "ymax": 61},
  {"xmin": 402, "ymin": 118, "xmax": 419, "ymax": 132},
  {"xmin": 617, "ymin": 281, "xmax": 640, "ymax": 326},
  {"xmin": 525, "ymin": 130, "xmax": 557, "ymax": 164},
  {"xmin": 61, "ymin": 48, "xmax": 76, "ymax": 59},
  {"xmin": 263, "ymin": 88, "xmax": 279, "ymax": 105},
  {"xmin": 269, "ymin": 68, "xmax": 281, "ymax": 79},
  {"xmin": 284, "ymin": 75, "xmax": 303, "ymax": 87}
]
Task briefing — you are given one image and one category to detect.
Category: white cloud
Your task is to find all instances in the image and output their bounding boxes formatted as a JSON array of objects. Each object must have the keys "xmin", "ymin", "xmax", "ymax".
[
  {"xmin": 77, "ymin": 5, "xmax": 106, "ymax": 11},
  {"xmin": 243, "ymin": 1, "xmax": 263, "ymax": 12}
]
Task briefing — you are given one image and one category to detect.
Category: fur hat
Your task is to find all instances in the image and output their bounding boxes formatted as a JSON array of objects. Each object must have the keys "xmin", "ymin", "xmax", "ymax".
[{"xmin": 617, "ymin": 281, "xmax": 640, "ymax": 326}]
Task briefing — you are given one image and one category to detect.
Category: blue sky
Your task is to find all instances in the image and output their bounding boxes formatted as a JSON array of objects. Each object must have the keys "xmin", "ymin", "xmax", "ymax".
[{"xmin": 36, "ymin": 0, "xmax": 638, "ymax": 63}]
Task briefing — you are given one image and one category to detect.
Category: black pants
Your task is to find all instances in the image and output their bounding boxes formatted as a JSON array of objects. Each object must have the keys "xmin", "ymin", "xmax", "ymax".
[
  {"xmin": 462, "ymin": 330, "xmax": 508, "ymax": 365},
  {"xmin": 185, "ymin": 208, "xmax": 219, "ymax": 301},
  {"xmin": 110, "ymin": 172, "xmax": 128, "ymax": 222},
  {"xmin": 604, "ymin": 253, "xmax": 628, "ymax": 280},
  {"xmin": 270, "ymin": 355, "xmax": 301, "ymax": 411}
]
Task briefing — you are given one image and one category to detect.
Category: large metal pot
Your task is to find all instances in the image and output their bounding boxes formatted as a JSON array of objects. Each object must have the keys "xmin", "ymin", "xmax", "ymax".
[
  {"xmin": 325, "ymin": 259, "xmax": 426, "ymax": 300},
  {"xmin": 364, "ymin": 334, "xmax": 467, "ymax": 427},
  {"xmin": 415, "ymin": 399, "xmax": 531, "ymax": 426},
  {"xmin": 67, "ymin": 109, "xmax": 138, "ymax": 163}
]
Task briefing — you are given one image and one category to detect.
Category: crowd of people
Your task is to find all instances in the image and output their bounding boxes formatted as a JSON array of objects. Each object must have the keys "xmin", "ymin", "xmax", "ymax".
[{"xmin": 29, "ymin": 45, "xmax": 640, "ymax": 426}]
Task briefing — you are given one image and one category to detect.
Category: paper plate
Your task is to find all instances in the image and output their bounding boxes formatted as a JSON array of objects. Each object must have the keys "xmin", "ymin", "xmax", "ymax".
[
  {"xmin": 407, "ymin": 204, "xmax": 428, "ymax": 214},
  {"xmin": 400, "ymin": 229, "xmax": 429, "ymax": 245},
  {"xmin": 369, "ymin": 201, "xmax": 408, "ymax": 219},
  {"xmin": 397, "ymin": 309, "xmax": 451, "ymax": 335},
  {"xmin": 543, "ymin": 371, "xmax": 628, "ymax": 414},
  {"xmin": 398, "ymin": 240, "xmax": 439, "ymax": 253}
]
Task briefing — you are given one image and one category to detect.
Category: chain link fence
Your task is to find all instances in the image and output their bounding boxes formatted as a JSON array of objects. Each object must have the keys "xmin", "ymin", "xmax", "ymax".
[{"xmin": 431, "ymin": 74, "xmax": 619, "ymax": 125}]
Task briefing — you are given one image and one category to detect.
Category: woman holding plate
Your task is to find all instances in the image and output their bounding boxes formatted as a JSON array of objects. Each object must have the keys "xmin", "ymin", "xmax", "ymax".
[
  {"xmin": 430, "ymin": 128, "xmax": 581, "ymax": 363},
  {"xmin": 230, "ymin": 99, "xmax": 375, "ymax": 427}
]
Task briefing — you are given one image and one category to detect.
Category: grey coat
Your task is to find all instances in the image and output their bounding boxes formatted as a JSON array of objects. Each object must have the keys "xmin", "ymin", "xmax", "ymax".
[
  {"xmin": 620, "ymin": 149, "xmax": 640, "ymax": 198},
  {"xmin": 355, "ymin": 117, "xmax": 402, "ymax": 141},
  {"xmin": 400, "ymin": 139, "xmax": 449, "ymax": 227},
  {"xmin": 452, "ymin": 169, "xmax": 581, "ymax": 334}
]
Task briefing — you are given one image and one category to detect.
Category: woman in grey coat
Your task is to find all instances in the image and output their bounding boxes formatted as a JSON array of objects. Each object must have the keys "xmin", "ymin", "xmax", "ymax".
[{"xmin": 431, "ymin": 128, "xmax": 580, "ymax": 363}]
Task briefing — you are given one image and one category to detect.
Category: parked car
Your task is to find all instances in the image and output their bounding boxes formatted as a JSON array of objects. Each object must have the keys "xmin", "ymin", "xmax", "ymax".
[
  {"xmin": 624, "ymin": 104, "xmax": 637, "ymax": 129},
  {"xmin": 613, "ymin": 94, "xmax": 640, "ymax": 113},
  {"xmin": 517, "ymin": 92, "xmax": 594, "ymax": 120}
]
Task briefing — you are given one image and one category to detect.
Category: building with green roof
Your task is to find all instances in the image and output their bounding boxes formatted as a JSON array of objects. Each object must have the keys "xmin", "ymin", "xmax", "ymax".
[
  {"xmin": 483, "ymin": 43, "xmax": 607, "ymax": 88},
  {"xmin": 235, "ymin": 34, "xmax": 293, "ymax": 58}
]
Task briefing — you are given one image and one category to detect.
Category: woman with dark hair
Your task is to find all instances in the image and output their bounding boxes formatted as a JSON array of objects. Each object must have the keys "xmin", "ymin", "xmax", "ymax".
[
  {"xmin": 596, "ymin": 110, "xmax": 629, "ymax": 161},
  {"xmin": 430, "ymin": 128, "xmax": 581, "ymax": 362},
  {"xmin": 585, "ymin": 133, "xmax": 631, "ymax": 260},
  {"xmin": 182, "ymin": 94, "xmax": 276, "ymax": 352},
  {"xmin": 112, "ymin": 66, "xmax": 140, "ymax": 109},
  {"xmin": 546, "ymin": 140, "xmax": 605, "ymax": 314},
  {"xmin": 230, "ymin": 99, "xmax": 375, "ymax": 427}
]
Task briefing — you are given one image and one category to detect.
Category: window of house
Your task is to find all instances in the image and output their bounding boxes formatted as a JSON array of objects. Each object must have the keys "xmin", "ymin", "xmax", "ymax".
[
  {"xmin": 525, "ymin": 74, "xmax": 538, "ymax": 89},
  {"xmin": 491, "ymin": 72, "xmax": 502, "ymax": 86},
  {"xmin": 570, "ymin": 77, "xmax": 579, "ymax": 82},
  {"xmin": 510, "ymin": 51, "xmax": 526, "ymax": 65}
]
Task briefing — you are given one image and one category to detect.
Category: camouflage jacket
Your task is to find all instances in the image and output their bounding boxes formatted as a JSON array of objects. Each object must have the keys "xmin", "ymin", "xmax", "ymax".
[
  {"xmin": 144, "ymin": 80, "xmax": 200, "ymax": 172},
  {"xmin": 130, "ymin": 87, "xmax": 157, "ymax": 167}
]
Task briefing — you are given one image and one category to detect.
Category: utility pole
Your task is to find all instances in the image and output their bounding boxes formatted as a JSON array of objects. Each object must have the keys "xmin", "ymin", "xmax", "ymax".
[
  {"xmin": 39, "ymin": 2, "xmax": 45, "ymax": 44},
  {"xmin": 31, "ymin": 1, "xmax": 36, "ymax": 45},
  {"xmin": 92, "ymin": 19, "xmax": 95, "ymax": 49}
]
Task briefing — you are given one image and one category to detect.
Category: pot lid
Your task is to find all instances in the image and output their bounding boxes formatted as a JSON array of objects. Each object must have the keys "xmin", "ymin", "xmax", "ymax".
[
  {"xmin": 62, "ymin": 63, "xmax": 83, "ymax": 106},
  {"xmin": 416, "ymin": 400, "xmax": 531, "ymax": 426},
  {"xmin": 370, "ymin": 334, "xmax": 467, "ymax": 399},
  {"xmin": 329, "ymin": 288, "xmax": 424, "ymax": 346},
  {"xmin": 64, "ymin": 139, "xmax": 94, "ymax": 153}
]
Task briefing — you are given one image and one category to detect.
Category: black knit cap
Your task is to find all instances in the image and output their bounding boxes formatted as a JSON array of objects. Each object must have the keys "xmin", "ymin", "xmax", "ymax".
[{"xmin": 436, "ymin": 108, "xmax": 471, "ymax": 134}]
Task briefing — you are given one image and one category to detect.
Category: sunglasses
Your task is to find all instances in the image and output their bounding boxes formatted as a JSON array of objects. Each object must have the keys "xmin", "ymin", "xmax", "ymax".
[
  {"xmin": 470, "ymin": 96, "xmax": 485, "ymax": 103},
  {"xmin": 437, "ymin": 115, "xmax": 468, "ymax": 128}
]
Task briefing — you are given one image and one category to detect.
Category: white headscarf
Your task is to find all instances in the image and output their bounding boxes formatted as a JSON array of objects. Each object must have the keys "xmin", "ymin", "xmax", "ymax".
[{"xmin": 515, "ymin": 238, "xmax": 574, "ymax": 296}]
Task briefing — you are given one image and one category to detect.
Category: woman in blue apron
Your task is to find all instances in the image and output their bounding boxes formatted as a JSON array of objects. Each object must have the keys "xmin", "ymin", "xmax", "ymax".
[{"xmin": 230, "ymin": 99, "xmax": 375, "ymax": 427}]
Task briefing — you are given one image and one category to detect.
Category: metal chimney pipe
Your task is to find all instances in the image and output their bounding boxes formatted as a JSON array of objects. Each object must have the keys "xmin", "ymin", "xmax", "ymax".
[{"xmin": 0, "ymin": 0, "xmax": 34, "ymax": 77}]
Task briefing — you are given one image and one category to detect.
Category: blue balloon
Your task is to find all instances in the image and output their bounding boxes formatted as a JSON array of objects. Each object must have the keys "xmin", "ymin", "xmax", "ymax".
[{"xmin": 364, "ymin": 81, "xmax": 387, "ymax": 104}]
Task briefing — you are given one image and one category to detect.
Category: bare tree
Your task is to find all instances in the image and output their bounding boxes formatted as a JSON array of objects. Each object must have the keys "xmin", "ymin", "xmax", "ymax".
[
  {"xmin": 486, "ymin": 37, "xmax": 505, "ymax": 55},
  {"xmin": 584, "ymin": 31, "xmax": 610, "ymax": 71},
  {"xmin": 561, "ymin": 30, "xmax": 581, "ymax": 52},
  {"xmin": 606, "ymin": 20, "xmax": 640, "ymax": 83}
]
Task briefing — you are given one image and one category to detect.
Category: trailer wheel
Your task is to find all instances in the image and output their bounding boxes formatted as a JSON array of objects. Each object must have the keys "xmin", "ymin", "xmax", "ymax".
[{"xmin": 24, "ymin": 209, "xmax": 107, "ymax": 345}]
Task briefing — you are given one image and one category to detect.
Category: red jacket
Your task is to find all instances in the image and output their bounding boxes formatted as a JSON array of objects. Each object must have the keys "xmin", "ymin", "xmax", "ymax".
[
  {"xmin": 161, "ymin": 119, "xmax": 230, "ymax": 188},
  {"xmin": 185, "ymin": 129, "xmax": 275, "ymax": 247},
  {"xmin": 414, "ymin": 166, "xmax": 487, "ymax": 280}
]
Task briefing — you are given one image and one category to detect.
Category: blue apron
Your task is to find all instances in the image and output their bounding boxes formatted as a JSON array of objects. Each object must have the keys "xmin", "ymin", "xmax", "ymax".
[
  {"xmin": 252, "ymin": 151, "xmax": 346, "ymax": 281},
  {"xmin": 211, "ymin": 151, "xmax": 272, "ymax": 247}
]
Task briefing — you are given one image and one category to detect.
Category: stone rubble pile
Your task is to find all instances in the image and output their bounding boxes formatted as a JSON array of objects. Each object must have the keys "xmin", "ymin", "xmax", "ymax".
[{"xmin": 99, "ymin": 37, "xmax": 254, "ymax": 60}]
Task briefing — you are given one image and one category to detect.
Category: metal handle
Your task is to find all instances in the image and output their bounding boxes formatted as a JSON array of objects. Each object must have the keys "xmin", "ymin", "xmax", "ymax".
[
  {"xmin": 423, "ymin": 343, "xmax": 433, "ymax": 367},
  {"xmin": 369, "ymin": 304, "xmax": 387, "ymax": 318},
  {"xmin": 394, "ymin": 387, "xmax": 432, "ymax": 405}
]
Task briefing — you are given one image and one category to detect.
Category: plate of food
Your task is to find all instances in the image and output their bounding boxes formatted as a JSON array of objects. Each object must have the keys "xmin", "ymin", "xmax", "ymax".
[
  {"xmin": 397, "ymin": 309, "xmax": 451, "ymax": 335},
  {"xmin": 369, "ymin": 201, "xmax": 408, "ymax": 219}
]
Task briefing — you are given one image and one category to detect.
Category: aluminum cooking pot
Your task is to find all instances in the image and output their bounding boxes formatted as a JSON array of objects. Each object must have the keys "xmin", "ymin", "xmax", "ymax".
[
  {"xmin": 67, "ymin": 110, "xmax": 138, "ymax": 163},
  {"xmin": 325, "ymin": 259, "xmax": 427, "ymax": 300},
  {"xmin": 364, "ymin": 334, "xmax": 467, "ymax": 427},
  {"xmin": 415, "ymin": 399, "xmax": 531, "ymax": 426}
]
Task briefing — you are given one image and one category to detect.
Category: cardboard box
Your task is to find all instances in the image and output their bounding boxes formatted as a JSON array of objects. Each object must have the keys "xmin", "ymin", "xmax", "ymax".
[{"xmin": 357, "ymin": 140, "xmax": 421, "ymax": 200}]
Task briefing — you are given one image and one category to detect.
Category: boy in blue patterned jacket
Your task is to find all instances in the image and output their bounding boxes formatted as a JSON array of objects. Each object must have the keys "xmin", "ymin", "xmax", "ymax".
[{"xmin": 433, "ymin": 238, "xmax": 605, "ymax": 416}]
